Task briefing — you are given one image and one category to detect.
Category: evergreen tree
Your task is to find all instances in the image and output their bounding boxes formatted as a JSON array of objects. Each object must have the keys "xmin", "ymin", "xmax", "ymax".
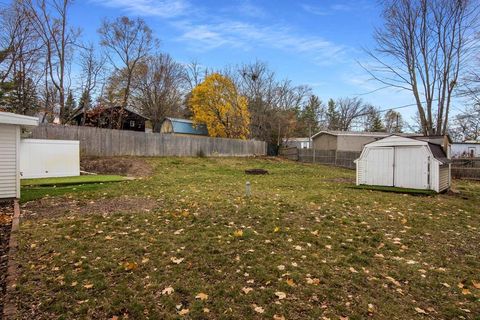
[
  {"xmin": 78, "ymin": 89, "xmax": 92, "ymax": 125},
  {"xmin": 326, "ymin": 98, "xmax": 339, "ymax": 130},
  {"xmin": 63, "ymin": 90, "xmax": 77, "ymax": 123},
  {"xmin": 298, "ymin": 95, "xmax": 322, "ymax": 136},
  {"xmin": 365, "ymin": 107, "xmax": 385, "ymax": 132}
]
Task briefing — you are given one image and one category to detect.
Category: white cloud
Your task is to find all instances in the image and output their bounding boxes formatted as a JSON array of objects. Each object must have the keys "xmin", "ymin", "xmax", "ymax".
[
  {"xmin": 301, "ymin": 2, "xmax": 354, "ymax": 16},
  {"xmin": 89, "ymin": 0, "xmax": 189, "ymax": 18},
  {"xmin": 175, "ymin": 20, "xmax": 348, "ymax": 65}
]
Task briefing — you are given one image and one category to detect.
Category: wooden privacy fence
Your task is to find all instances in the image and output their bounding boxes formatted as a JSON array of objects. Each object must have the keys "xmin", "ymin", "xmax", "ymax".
[
  {"xmin": 451, "ymin": 158, "xmax": 480, "ymax": 180},
  {"xmin": 279, "ymin": 147, "xmax": 360, "ymax": 169},
  {"xmin": 30, "ymin": 125, "xmax": 267, "ymax": 157}
]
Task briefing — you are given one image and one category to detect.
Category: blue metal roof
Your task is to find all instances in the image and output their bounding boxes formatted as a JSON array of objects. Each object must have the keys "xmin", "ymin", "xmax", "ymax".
[{"xmin": 167, "ymin": 118, "xmax": 209, "ymax": 136}]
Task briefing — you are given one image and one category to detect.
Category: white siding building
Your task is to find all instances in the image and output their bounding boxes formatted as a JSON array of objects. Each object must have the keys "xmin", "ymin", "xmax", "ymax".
[
  {"xmin": 0, "ymin": 112, "xmax": 39, "ymax": 199},
  {"xmin": 355, "ymin": 135, "xmax": 451, "ymax": 193}
]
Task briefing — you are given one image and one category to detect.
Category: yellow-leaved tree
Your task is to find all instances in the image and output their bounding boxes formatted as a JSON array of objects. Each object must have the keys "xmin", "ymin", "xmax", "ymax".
[{"xmin": 189, "ymin": 73, "xmax": 250, "ymax": 139}]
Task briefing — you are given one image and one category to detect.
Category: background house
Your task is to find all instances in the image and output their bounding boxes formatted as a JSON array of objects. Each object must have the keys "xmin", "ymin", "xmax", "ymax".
[
  {"xmin": 452, "ymin": 141, "xmax": 480, "ymax": 158},
  {"xmin": 160, "ymin": 118, "xmax": 209, "ymax": 136},
  {"xmin": 311, "ymin": 131, "xmax": 392, "ymax": 152},
  {"xmin": 73, "ymin": 106, "xmax": 149, "ymax": 132},
  {"xmin": 282, "ymin": 137, "xmax": 311, "ymax": 149}
]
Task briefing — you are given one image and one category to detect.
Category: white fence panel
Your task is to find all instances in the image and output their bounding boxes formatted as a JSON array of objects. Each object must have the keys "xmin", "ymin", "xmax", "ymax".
[{"xmin": 20, "ymin": 139, "xmax": 80, "ymax": 179}]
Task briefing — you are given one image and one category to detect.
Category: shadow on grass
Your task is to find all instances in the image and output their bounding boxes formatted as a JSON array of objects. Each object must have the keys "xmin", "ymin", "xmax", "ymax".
[{"xmin": 349, "ymin": 184, "xmax": 437, "ymax": 196}]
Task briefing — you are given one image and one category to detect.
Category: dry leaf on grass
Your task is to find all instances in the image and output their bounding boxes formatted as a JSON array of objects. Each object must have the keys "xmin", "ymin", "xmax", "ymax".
[
  {"xmin": 83, "ymin": 283, "xmax": 94, "ymax": 289},
  {"xmin": 286, "ymin": 278, "xmax": 295, "ymax": 286},
  {"xmin": 306, "ymin": 277, "xmax": 320, "ymax": 285},
  {"xmin": 273, "ymin": 315, "xmax": 286, "ymax": 320},
  {"xmin": 275, "ymin": 291, "xmax": 286, "ymax": 300},
  {"xmin": 123, "ymin": 261, "xmax": 138, "ymax": 271},
  {"xmin": 242, "ymin": 287, "xmax": 253, "ymax": 294},
  {"xmin": 472, "ymin": 280, "xmax": 480, "ymax": 289},
  {"xmin": 171, "ymin": 257, "xmax": 184, "ymax": 264},
  {"xmin": 162, "ymin": 286, "xmax": 174, "ymax": 295},
  {"xmin": 195, "ymin": 292, "xmax": 208, "ymax": 301},
  {"xmin": 253, "ymin": 305, "xmax": 264, "ymax": 313},
  {"xmin": 415, "ymin": 307, "xmax": 428, "ymax": 314},
  {"xmin": 234, "ymin": 230, "xmax": 243, "ymax": 237},
  {"xmin": 368, "ymin": 303, "xmax": 375, "ymax": 313},
  {"xmin": 178, "ymin": 308, "xmax": 189, "ymax": 316}
]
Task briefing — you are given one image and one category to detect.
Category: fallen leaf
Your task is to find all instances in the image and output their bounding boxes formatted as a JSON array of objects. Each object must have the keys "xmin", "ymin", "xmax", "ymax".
[
  {"xmin": 441, "ymin": 283, "xmax": 450, "ymax": 288},
  {"xmin": 178, "ymin": 308, "xmax": 189, "ymax": 316},
  {"xmin": 277, "ymin": 265, "xmax": 285, "ymax": 271},
  {"xmin": 461, "ymin": 288, "xmax": 471, "ymax": 295},
  {"xmin": 203, "ymin": 308, "xmax": 210, "ymax": 313},
  {"xmin": 275, "ymin": 291, "xmax": 286, "ymax": 300},
  {"xmin": 274, "ymin": 227, "xmax": 280, "ymax": 233},
  {"xmin": 273, "ymin": 315, "xmax": 286, "ymax": 320},
  {"xmin": 234, "ymin": 230, "xmax": 243, "ymax": 237},
  {"xmin": 162, "ymin": 286, "xmax": 174, "ymax": 295},
  {"xmin": 195, "ymin": 292, "xmax": 208, "ymax": 301},
  {"xmin": 123, "ymin": 261, "xmax": 138, "ymax": 271},
  {"xmin": 253, "ymin": 305, "xmax": 264, "ymax": 313},
  {"xmin": 104, "ymin": 235, "xmax": 113, "ymax": 240},
  {"xmin": 368, "ymin": 303, "xmax": 375, "ymax": 313},
  {"xmin": 71, "ymin": 281, "xmax": 78, "ymax": 287},
  {"xmin": 385, "ymin": 276, "xmax": 401, "ymax": 287},
  {"xmin": 415, "ymin": 307, "xmax": 428, "ymax": 314},
  {"xmin": 349, "ymin": 267, "xmax": 358, "ymax": 273},
  {"xmin": 242, "ymin": 287, "xmax": 253, "ymax": 294},
  {"xmin": 472, "ymin": 280, "xmax": 480, "ymax": 289},
  {"xmin": 171, "ymin": 257, "xmax": 184, "ymax": 264},
  {"xmin": 286, "ymin": 278, "xmax": 295, "ymax": 286},
  {"xmin": 83, "ymin": 283, "xmax": 94, "ymax": 289},
  {"xmin": 306, "ymin": 277, "xmax": 320, "ymax": 285}
]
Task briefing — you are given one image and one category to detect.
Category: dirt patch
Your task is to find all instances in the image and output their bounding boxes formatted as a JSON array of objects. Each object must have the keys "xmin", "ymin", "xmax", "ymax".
[
  {"xmin": 21, "ymin": 196, "xmax": 160, "ymax": 220},
  {"xmin": 80, "ymin": 157, "xmax": 153, "ymax": 177},
  {"xmin": 0, "ymin": 200, "xmax": 13, "ymax": 317}
]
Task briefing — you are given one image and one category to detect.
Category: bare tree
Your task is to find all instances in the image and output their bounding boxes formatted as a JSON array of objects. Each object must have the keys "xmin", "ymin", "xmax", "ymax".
[
  {"xmin": 23, "ymin": 0, "xmax": 79, "ymax": 123},
  {"xmin": 451, "ymin": 104, "xmax": 480, "ymax": 141},
  {"xmin": 365, "ymin": 0, "xmax": 479, "ymax": 136},
  {"xmin": 185, "ymin": 60, "xmax": 206, "ymax": 91},
  {"xmin": 133, "ymin": 53, "xmax": 186, "ymax": 132},
  {"xmin": 384, "ymin": 109, "xmax": 404, "ymax": 133},
  {"xmin": 78, "ymin": 44, "xmax": 105, "ymax": 124},
  {"xmin": 238, "ymin": 61, "xmax": 280, "ymax": 141},
  {"xmin": 98, "ymin": 16, "xmax": 154, "ymax": 129},
  {"xmin": 0, "ymin": 1, "xmax": 44, "ymax": 114},
  {"xmin": 335, "ymin": 97, "xmax": 369, "ymax": 131}
]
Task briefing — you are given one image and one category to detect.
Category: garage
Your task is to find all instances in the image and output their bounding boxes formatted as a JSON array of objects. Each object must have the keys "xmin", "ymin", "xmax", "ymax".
[
  {"xmin": 355, "ymin": 135, "xmax": 451, "ymax": 192},
  {"xmin": 0, "ymin": 112, "xmax": 39, "ymax": 199}
]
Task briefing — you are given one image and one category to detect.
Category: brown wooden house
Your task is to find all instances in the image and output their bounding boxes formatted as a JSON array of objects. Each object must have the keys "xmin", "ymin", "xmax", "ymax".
[{"xmin": 73, "ymin": 106, "xmax": 149, "ymax": 132}]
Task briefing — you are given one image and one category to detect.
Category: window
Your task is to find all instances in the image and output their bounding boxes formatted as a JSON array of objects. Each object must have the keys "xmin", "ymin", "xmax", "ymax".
[{"xmin": 130, "ymin": 120, "xmax": 135, "ymax": 128}]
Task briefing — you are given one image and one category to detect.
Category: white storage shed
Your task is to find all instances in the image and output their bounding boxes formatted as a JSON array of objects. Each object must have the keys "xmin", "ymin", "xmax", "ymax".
[
  {"xmin": 0, "ymin": 112, "xmax": 39, "ymax": 199},
  {"xmin": 355, "ymin": 135, "xmax": 451, "ymax": 193}
]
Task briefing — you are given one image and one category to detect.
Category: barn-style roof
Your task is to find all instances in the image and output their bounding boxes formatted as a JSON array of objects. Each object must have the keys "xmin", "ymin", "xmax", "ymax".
[
  {"xmin": 363, "ymin": 135, "xmax": 450, "ymax": 164},
  {"xmin": 163, "ymin": 118, "xmax": 209, "ymax": 136}
]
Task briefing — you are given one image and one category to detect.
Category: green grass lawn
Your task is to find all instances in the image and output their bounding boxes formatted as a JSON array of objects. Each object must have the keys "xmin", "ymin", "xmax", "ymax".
[
  {"xmin": 14, "ymin": 158, "xmax": 480, "ymax": 319},
  {"xmin": 20, "ymin": 175, "xmax": 127, "ymax": 203}
]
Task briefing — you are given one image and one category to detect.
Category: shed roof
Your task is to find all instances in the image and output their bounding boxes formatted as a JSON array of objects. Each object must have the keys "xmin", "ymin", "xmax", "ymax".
[
  {"xmin": 164, "ymin": 117, "xmax": 209, "ymax": 136},
  {"xmin": 311, "ymin": 130, "xmax": 391, "ymax": 139},
  {"xmin": 428, "ymin": 143, "xmax": 450, "ymax": 164},
  {"xmin": 0, "ymin": 111, "xmax": 39, "ymax": 127},
  {"xmin": 363, "ymin": 135, "xmax": 450, "ymax": 164}
]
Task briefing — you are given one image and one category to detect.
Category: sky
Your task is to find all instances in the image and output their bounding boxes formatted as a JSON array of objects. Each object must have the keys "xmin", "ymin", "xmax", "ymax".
[{"xmin": 70, "ymin": 0, "xmax": 423, "ymax": 120}]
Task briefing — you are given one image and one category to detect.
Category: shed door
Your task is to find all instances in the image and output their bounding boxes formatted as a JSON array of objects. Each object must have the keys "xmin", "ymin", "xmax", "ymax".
[
  {"xmin": 394, "ymin": 147, "xmax": 429, "ymax": 189},
  {"xmin": 365, "ymin": 147, "xmax": 394, "ymax": 186}
]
